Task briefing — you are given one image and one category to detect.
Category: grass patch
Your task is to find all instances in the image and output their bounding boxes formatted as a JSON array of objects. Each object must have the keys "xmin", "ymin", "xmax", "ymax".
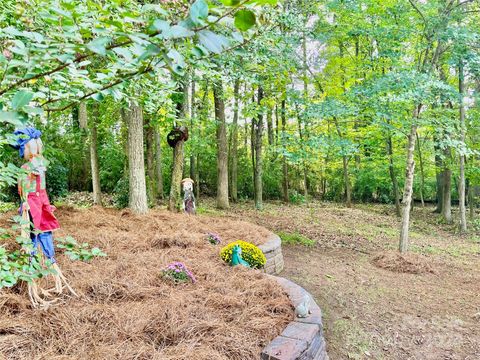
[
  {"xmin": 332, "ymin": 318, "xmax": 374, "ymax": 359},
  {"xmin": 278, "ymin": 231, "xmax": 315, "ymax": 246}
]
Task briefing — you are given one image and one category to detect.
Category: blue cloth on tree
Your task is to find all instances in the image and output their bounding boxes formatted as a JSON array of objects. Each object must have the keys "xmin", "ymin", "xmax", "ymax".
[
  {"xmin": 31, "ymin": 231, "xmax": 56, "ymax": 263},
  {"xmin": 12, "ymin": 127, "xmax": 42, "ymax": 158}
]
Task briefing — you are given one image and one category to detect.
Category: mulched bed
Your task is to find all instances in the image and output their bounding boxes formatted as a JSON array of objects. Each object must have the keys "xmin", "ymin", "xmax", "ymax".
[{"xmin": 0, "ymin": 206, "xmax": 292, "ymax": 360}]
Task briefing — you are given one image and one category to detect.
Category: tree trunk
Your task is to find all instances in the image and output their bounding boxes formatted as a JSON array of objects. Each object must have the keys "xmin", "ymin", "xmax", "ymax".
[
  {"xmin": 334, "ymin": 117, "xmax": 351, "ymax": 207},
  {"xmin": 254, "ymin": 86, "xmax": 264, "ymax": 210},
  {"xmin": 281, "ymin": 98, "xmax": 289, "ymax": 203},
  {"xmin": 275, "ymin": 104, "xmax": 279, "ymax": 146},
  {"xmin": 154, "ymin": 128, "xmax": 164, "ymax": 200},
  {"xmin": 89, "ymin": 104, "xmax": 102, "ymax": 206},
  {"xmin": 168, "ymin": 139, "xmax": 184, "ymax": 211},
  {"xmin": 267, "ymin": 108, "xmax": 274, "ymax": 146},
  {"xmin": 297, "ymin": 112, "xmax": 308, "ymax": 199},
  {"xmin": 387, "ymin": 131, "xmax": 401, "ymax": 217},
  {"xmin": 399, "ymin": 121, "xmax": 418, "ymax": 253},
  {"xmin": 168, "ymin": 81, "xmax": 187, "ymax": 212},
  {"xmin": 229, "ymin": 79, "xmax": 239, "ymax": 202},
  {"xmin": 434, "ymin": 139, "xmax": 444, "ymax": 213},
  {"xmin": 145, "ymin": 120, "xmax": 156, "ymax": 203},
  {"xmin": 195, "ymin": 154, "xmax": 200, "ymax": 200},
  {"xmin": 416, "ymin": 133, "xmax": 425, "ymax": 207},
  {"xmin": 190, "ymin": 77, "xmax": 197, "ymax": 199},
  {"xmin": 468, "ymin": 180, "xmax": 474, "ymax": 220},
  {"xmin": 79, "ymin": 102, "xmax": 88, "ymax": 129},
  {"xmin": 442, "ymin": 167, "xmax": 452, "ymax": 223},
  {"xmin": 123, "ymin": 105, "xmax": 148, "ymax": 214},
  {"xmin": 213, "ymin": 81, "xmax": 229, "ymax": 209},
  {"xmin": 458, "ymin": 61, "xmax": 467, "ymax": 232}
]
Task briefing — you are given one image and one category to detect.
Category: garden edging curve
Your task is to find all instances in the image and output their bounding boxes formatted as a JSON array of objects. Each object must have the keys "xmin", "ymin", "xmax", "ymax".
[{"xmin": 257, "ymin": 231, "xmax": 328, "ymax": 360}]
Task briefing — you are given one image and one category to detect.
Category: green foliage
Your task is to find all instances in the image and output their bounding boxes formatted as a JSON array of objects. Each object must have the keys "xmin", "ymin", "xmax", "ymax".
[
  {"xmin": 288, "ymin": 190, "xmax": 306, "ymax": 205},
  {"xmin": 0, "ymin": 202, "xmax": 16, "ymax": 213},
  {"xmin": 56, "ymin": 236, "xmax": 106, "ymax": 262},
  {"xmin": 46, "ymin": 162, "xmax": 68, "ymax": 200},
  {"xmin": 113, "ymin": 177, "xmax": 129, "ymax": 209},
  {"xmin": 278, "ymin": 231, "xmax": 315, "ymax": 247}
]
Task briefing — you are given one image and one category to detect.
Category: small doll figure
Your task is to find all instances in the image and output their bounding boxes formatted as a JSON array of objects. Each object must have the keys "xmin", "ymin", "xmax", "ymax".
[
  {"xmin": 181, "ymin": 178, "xmax": 196, "ymax": 215},
  {"xmin": 13, "ymin": 127, "xmax": 76, "ymax": 308}
]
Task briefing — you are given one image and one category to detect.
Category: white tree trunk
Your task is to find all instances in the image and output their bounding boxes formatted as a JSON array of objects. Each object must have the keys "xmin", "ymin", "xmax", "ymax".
[
  {"xmin": 459, "ymin": 62, "xmax": 467, "ymax": 233},
  {"xmin": 90, "ymin": 104, "xmax": 102, "ymax": 206},
  {"xmin": 399, "ymin": 118, "xmax": 418, "ymax": 253}
]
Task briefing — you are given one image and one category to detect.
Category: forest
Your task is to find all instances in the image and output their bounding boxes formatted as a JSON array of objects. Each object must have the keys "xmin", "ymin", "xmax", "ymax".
[{"xmin": 1, "ymin": 0, "xmax": 480, "ymax": 359}]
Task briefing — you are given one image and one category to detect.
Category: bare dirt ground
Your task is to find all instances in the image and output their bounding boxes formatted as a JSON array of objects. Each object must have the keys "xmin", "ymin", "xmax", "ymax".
[
  {"xmin": 204, "ymin": 200, "xmax": 480, "ymax": 360},
  {"xmin": 0, "ymin": 206, "xmax": 291, "ymax": 360}
]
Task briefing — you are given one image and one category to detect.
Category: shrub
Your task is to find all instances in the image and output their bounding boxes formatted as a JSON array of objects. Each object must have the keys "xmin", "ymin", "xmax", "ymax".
[
  {"xmin": 220, "ymin": 240, "xmax": 266, "ymax": 269},
  {"xmin": 162, "ymin": 262, "xmax": 196, "ymax": 284},
  {"xmin": 113, "ymin": 176, "xmax": 129, "ymax": 208},
  {"xmin": 46, "ymin": 162, "xmax": 68, "ymax": 200},
  {"xmin": 288, "ymin": 190, "xmax": 305, "ymax": 204},
  {"xmin": 56, "ymin": 236, "xmax": 107, "ymax": 262}
]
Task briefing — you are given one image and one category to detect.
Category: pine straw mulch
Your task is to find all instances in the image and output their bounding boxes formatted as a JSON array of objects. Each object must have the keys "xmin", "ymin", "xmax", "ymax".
[
  {"xmin": 371, "ymin": 251, "xmax": 436, "ymax": 274},
  {"xmin": 0, "ymin": 206, "xmax": 292, "ymax": 360}
]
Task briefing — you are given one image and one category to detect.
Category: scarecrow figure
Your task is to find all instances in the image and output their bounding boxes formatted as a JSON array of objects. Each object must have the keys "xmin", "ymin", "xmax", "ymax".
[
  {"xmin": 13, "ymin": 127, "xmax": 77, "ymax": 308},
  {"xmin": 181, "ymin": 178, "xmax": 196, "ymax": 215}
]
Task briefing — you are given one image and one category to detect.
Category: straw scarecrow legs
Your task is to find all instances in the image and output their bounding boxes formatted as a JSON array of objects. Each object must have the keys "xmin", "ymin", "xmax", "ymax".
[
  {"xmin": 181, "ymin": 178, "xmax": 196, "ymax": 215},
  {"xmin": 13, "ymin": 127, "xmax": 77, "ymax": 308}
]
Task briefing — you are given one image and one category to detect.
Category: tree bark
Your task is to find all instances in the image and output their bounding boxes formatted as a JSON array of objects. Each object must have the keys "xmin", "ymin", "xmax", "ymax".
[
  {"xmin": 334, "ymin": 117, "xmax": 352, "ymax": 207},
  {"xmin": 267, "ymin": 108, "xmax": 274, "ymax": 146},
  {"xmin": 281, "ymin": 98, "xmax": 289, "ymax": 203},
  {"xmin": 229, "ymin": 79, "xmax": 239, "ymax": 202},
  {"xmin": 123, "ymin": 104, "xmax": 148, "ymax": 214},
  {"xmin": 442, "ymin": 154, "xmax": 452, "ymax": 224},
  {"xmin": 416, "ymin": 133, "xmax": 425, "ymax": 207},
  {"xmin": 434, "ymin": 138, "xmax": 444, "ymax": 213},
  {"xmin": 154, "ymin": 128, "xmax": 164, "ymax": 200},
  {"xmin": 145, "ymin": 120, "xmax": 155, "ymax": 203},
  {"xmin": 168, "ymin": 139, "xmax": 184, "ymax": 211},
  {"xmin": 190, "ymin": 77, "xmax": 197, "ymax": 199},
  {"xmin": 89, "ymin": 104, "xmax": 102, "ymax": 206},
  {"xmin": 168, "ymin": 81, "xmax": 187, "ymax": 212},
  {"xmin": 458, "ymin": 61, "xmax": 467, "ymax": 232},
  {"xmin": 254, "ymin": 86, "xmax": 264, "ymax": 210},
  {"xmin": 213, "ymin": 81, "xmax": 229, "ymax": 209},
  {"xmin": 468, "ymin": 180, "xmax": 474, "ymax": 220},
  {"xmin": 386, "ymin": 131, "xmax": 401, "ymax": 217},
  {"xmin": 399, "ymin": 121, "xmax": 418, "ymax": 253}
]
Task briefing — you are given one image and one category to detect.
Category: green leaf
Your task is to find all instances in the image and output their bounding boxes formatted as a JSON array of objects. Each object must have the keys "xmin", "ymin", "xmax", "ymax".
[
  {"xmin": 198, "ymin": 30, "xmax": 230, "ymax": 54},
  {"xmin": 162, "ymin": 25, "xmax": 195, "ymax": 39},
  {"xmin": 11, "ymin": 91, "xmax": 34, "ymax": 110},
  {"xmin": 220, "ymin": 0, "xmax": 241, "ymax": 5},
  {"xmin": 190, "ymin": 0, "xmax": 209, "ymax": 25},
  {"xmin": 234, "ymin": 10, "xmax": 256, "ymax": 31},
  {"xmin": 152, "ymin": 19, "xmax": 170, "ymax": 32},
  {"xmin": 86, "ymin": 37, "xmax": 111, "ymax": 56},
  {"xmin": 247, "ymin": 0, "xmax": 277, "ymax": 4},
  {"xmin": 24, "ymin": 106, "xmax": 44, "ymax": 115}
]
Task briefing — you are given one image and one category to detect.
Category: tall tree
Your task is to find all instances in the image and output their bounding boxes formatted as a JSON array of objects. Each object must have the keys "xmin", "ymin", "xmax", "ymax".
[
  {"xmin": 213, "ymin": 80, "xmax": 229, "ymax": 209},
  {"xmin": 229, "ymin": 79, "xmax": 240, "ymax": 202},
  {"xmin": 90, "ymin": 104, "xmax": 103, "ymax": 206},
  {"xmin": 123, "ymin": 104, "xmax": 148, "ymax": 214},
  {"xmin": 254, "ymin": 86, "xmax": 264, "ymax": 210}
]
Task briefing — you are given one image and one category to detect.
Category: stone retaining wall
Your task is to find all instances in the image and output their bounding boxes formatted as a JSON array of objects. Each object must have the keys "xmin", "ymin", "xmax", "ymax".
[
  {"xmin": 259, "ymin": 234, "xmax": 284, "ymax": 275},
  {"xmin": 261, "ymin": 276, "xmax": 329, "ymax": 360}
]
